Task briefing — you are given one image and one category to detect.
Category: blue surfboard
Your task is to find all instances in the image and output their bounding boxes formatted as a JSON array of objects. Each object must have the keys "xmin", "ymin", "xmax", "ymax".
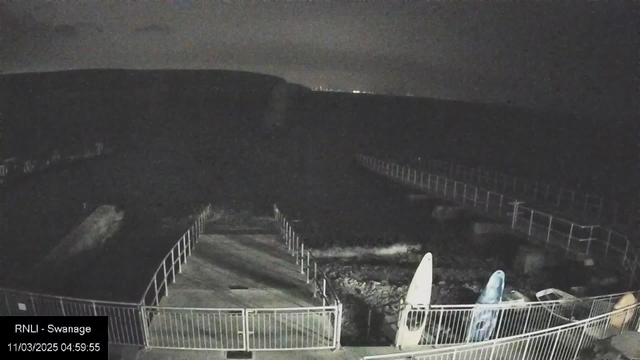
[{"xmin": 467, "ymin": 270, "xmax": 505, "ymax": 342}]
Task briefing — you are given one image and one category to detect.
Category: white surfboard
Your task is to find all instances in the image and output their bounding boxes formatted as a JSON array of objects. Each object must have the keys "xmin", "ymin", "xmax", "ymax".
[{"xmin": 395, "ymin": 252, "xmax": 433, "ymax": 349}]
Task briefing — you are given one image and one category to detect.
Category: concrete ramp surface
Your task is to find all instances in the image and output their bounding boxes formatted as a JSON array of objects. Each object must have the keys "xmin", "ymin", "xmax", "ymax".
[
  {"xmin": 42, "ymin": 205, "xmax": 125, "ymax": 263},
  {"xmin": 20, "ymin": 205, "xmax": 125, "ymax": 293}
]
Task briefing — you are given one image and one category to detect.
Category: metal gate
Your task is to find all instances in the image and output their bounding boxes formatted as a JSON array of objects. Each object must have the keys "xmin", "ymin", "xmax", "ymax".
[{"xmin": 142, "ymin": 305, "xmax": 341, "ymax": 351}]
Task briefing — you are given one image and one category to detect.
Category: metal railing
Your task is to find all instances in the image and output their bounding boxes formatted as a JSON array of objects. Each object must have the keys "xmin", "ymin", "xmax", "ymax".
[
  {"xmin": 419, "ymin": 291, "xmax": 639, "ymax": 347},
  {"xmin": 423, "ymin": 158, "xmax": 639, "ymax": 238},
  {"xmin": 0, "ymin": 287, "xmax": 145, "ymax": 346},
  {"xmin": 357, "ymin": 154, "xmax": 639, "ymax": 289},
  {"xmin": 361, "ymin": 300, "xmax": 640, "ymax": 360},
  {"xmin": 140, "ymin": 204, "xmax": 211, "ymax": 307},
  {"xmin": 1, "ymin": 142, "xmax": 109, "ymax": 185},
  {"xmin": 138, "ymin": 204, "xmax": 343, "ymax": 351},
  {"xmin": 142, "ymin": 305, "xmax": 341, "ymax": 351},
  {"xmin": 273, "ymin": 204, "xmax": 342, "ymax": 308}
]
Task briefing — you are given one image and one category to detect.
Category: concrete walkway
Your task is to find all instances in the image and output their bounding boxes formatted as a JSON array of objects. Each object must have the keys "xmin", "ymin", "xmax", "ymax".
[
  {"xmin": 157, "ymin": 233, "xmax": 316, "ymax": 309},
  {"xmin": 144, "ymin": 230, "xmax": 338, "ymax": 351}
]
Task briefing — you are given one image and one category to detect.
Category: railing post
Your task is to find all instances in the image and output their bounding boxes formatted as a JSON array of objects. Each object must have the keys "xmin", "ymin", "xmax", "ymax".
[
  {"xmin": 323, "ymin": 279, "xmax": 327, "ymax": 307},
  {"xmin": 427, "ymin": 173, "xmax": 431, "ymax": 190},
  {"xmin": 434, "ymin": 308, "xmax": 444, "ymax": 345},
  {"xmin": 306, "ymin": 251, "xmax": 310, "ymax": 284},
  {"xmin": 521, "ymin": 304, "xmax": 532, "ymax": 333},
  {"xmin": 572, "ymin": 323, "xmax": 589, "ymax": 360},
  {"xmin": 413, "ymin": 169, "xmax": 417, "ymax": 184},
  {"xmin": 444, "ymin": 178, "xmax": 448, "ymax": 196},
  {"xmin": 187, "ymin": 231, "xmax": 192, "ymax": 258},
  {"xmin": 510, "ymin": 201, "xmax": 522, "ymax": 229},
  {"xmin": 547, "ymin": 329, "xmax": 561, "ymax": 360},
  {"xmin": 520, "ymin": 337, "xmax": 532, "ymax": 360},
  {"xmin": 335, "ymin": 302, "xmax": 343, "ymax": 350},
  {"xmin": 623, "ymin": 241, "xmax": 629, "ymax": 264},
  {"xmin": 473, "ymin": 187, "xmax": 478, "ymax": 207},
  {"xmin": 435, "ymin": 176, "xmax": 439, "ymax": 193},
  {"xmin": 177, "ymin": 242, "xmax": 182, "ymax": 274},
  {"xmin": 60, "ymin": 299, "xmax": 66, "ymax": 316},
  {"xmin": 453, "ymin": 182, "xmax": 457, "ymax": 199},
  {"xmin": 462, "ymin": 184, "xmax": 467, "ymax": 204},
  {"xmin": 171, "ymin": 250, "xmax": 176, "ymax": 283},
  {"xmin": 153, "ymin": 276, "xmax": 159, "ymax": 306},
  {"xmin": 567, "ymin": 223, "xmax": 575, "ymax": 256},
  {"xmin": 300, "ymin": 243, "xmax": 305, "ymax": 274},
  {"xmin": 420, "ymin": 172, "xmax": 423, "ymax": 187},
  {"xmin": 605, "ymin": 230, "xmax": 612, "ymax": 257},
  {"xmin": 163, "ymin": 260, "xmax": 168, "ymax": 297},
  {"xmin": 528, "ymin": 210, "xmax": 534, "ymax": 236},
  {"xmin": 140, "ymin": 305, "xmax": 151, "ymax": 349},
  {"xmin": 547, "ymin": 216, "xmax": 553, "ymax": 243},
  {"xmin": 585, "ymin": 226, "xmax": 593, "ymax": 255},
  {"xmin": 314, "ymin": 262, "xmax": 318, "ymax": 296},
  {"xmin": 184, "ymin": 235, "xmax": 189, "ymax": 264},
  {"xmin": 485, "ymin": 191, "xmax": 490, "ymax": 211}
]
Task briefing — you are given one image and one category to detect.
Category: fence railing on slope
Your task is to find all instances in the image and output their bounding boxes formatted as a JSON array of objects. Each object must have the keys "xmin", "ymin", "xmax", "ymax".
[
  {"xmin": 273, "ymin": 205, "xmax": 343, "ymax": 350},
  {"xmin": 273, "ymin": 204, "xmax": 341, "ymax": 308},
  {"xmin": 423, "ymin": 158, "xmax": 638, "ymax": 239},
  {"xmin": 140, "ymin": 204, "xmax": 211, "ymax": 307},
  {"xmin": 357, "ymin": 154, "xmax": 639, "ymax": 289},
  {"xmin": 361, "ymin": 300, "xmax": 640, "ymax": 360},
  {"xmin": 0, "ymin": 142, "xmax": 109, "ymax": 185}
]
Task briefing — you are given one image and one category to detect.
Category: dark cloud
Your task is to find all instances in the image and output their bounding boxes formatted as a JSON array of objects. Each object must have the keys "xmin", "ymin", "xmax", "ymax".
[{"xmin": 134, "ymin": 24, "xmax": 171, "ymax": 34}]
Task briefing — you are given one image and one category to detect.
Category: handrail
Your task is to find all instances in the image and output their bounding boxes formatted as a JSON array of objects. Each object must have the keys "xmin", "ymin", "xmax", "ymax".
[
  {"xmin": 423, "ymin": 158, "xmax": 639, "ymax": 238},
  {"xmin": 361, "ymin": 301, "xmax": 640, "ymax": 359},
  {"xmin": 421, "ymin": 157, "xmax": 639, "ymax": 285},
  {"xmin": 139, "ymin": 204, "xmax": 212, "ymax": 306},
  {"xmin": 357, "ymin": 154, "xmax": 639, "ymax": 289},
  {"xmin": 0, "ymin": 142, "xmax": 110, "ymax": 185},
  {"xmin": 273, "ymin": 204, "xmax": 341, "ymax": 307},
  {"xmin": 428, "ymin": 290, "xmax": 640, "ymax": 309},
  {"xmin": 0, "ymin": 286, "xmax": 139, "ymax": 307}
]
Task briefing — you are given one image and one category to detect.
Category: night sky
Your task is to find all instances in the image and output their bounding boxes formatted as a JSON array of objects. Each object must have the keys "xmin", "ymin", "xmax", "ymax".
[{"xmin": 1, "ymin": 1, "xmax": 638, "ymax": 119}]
